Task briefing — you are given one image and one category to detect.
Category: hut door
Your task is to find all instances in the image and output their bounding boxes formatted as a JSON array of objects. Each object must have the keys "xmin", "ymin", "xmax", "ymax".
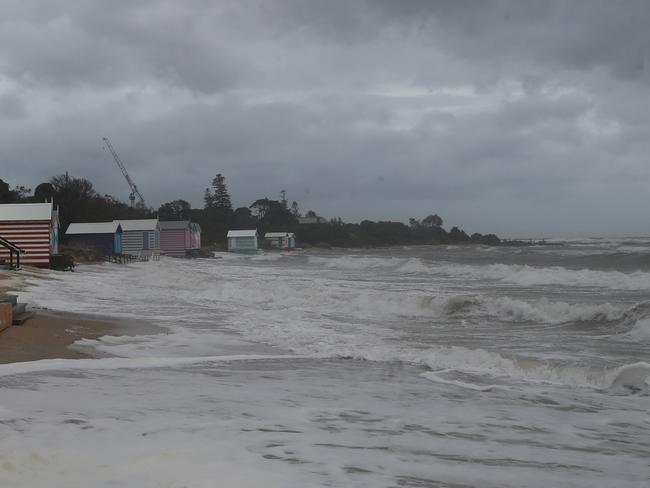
[
  {"xmin": 114, "ymin": 233, "xmax": 121, "ymax": 254},
  {"xmin": 142, "ymin": 231, "xmax": 150, "ymax": 250}
]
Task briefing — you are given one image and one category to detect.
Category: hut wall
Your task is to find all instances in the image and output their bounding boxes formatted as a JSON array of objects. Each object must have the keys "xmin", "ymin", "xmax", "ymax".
[
  {"xmin": 68, "ymin": 234, "xmax": 115, "ymax": 255},
  {"xmin": 228, "ymin": 236, "xmax": 258, "ymax": 253},
  {"xmin": 0, "ymin": 220, "xmax": 52, "ymax": 267},
  {"xmin": 122, "ymin": 230, "xmax": 146, "ymax": 255},
  {"xmin": 121, "ymin": 229, "xmax": 160, "ymax": 255},
  {"xmin": 160, "ymin": 228, "xmax": 188, "ymax": 257}
]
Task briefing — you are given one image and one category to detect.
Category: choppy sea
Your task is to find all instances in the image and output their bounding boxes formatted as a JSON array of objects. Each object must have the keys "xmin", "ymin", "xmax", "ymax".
[{"xmin": 2, "ymin": 239, "xmax": 650, "ymax": 487}]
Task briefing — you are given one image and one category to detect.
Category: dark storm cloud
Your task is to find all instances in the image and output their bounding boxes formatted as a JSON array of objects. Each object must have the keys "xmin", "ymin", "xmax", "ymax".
[{"xmin": 1, "ymin": 0, "xmax": 650, "ymax": 236}]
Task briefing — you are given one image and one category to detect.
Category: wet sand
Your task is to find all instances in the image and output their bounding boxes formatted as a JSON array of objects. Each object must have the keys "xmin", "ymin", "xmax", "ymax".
[{"xmin": 0, "ymin": 310, "xmax": 119, "ymax": 364}]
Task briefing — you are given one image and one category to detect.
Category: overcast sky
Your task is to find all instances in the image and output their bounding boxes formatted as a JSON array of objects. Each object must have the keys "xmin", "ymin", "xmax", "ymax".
[{"xmin": 2, "ymin": 1, "xmax": 650, "ymax": 237}]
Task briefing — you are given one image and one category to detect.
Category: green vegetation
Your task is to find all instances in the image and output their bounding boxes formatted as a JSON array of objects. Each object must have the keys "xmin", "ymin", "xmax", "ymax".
[{"xmin": 1, "ymin": 174, "xmax": 503, "ymax": 248}]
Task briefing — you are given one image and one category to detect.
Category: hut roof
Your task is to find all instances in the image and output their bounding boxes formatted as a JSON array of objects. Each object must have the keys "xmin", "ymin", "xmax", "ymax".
[
  {"xmin": 0, "ymin": 202, "xmax": 54, "ymax": 221},
  {"xmin": 66, "ymin": 222, "xmax": 121, "ymax": 235},
  {"xmin": 227, "ymin": 229, "xmax": 257, "ymax": 238},
  {"xmin": 114, "ymin": 219, "xmax": 159, "ymax": 231},
  {"xmin": 159, "ymin": 220, "xmax": 190, "ymax": 230}
]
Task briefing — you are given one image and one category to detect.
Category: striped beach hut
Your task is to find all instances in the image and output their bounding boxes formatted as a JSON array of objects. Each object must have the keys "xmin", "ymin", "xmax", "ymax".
[
  {"xmin": 0, "ymin": 202, "xmax": 59, "ymax": 267},
  {"xmin": 264, "ymin": 232, "xmax": 296, "ymax": 250},
  {"xmin": 227, "ymin": 229, "xmax": 258, "ymax": 253},
  {"xmin": 66, "ymin": 222, "xmax": 122, "ymax": 256},
  {"xmin": 114, "ymin": 219, "xmax": 160, "ymax": 256},
  {"xmin": 159, "ymin": 220, "xmax": 191, "ymax": 257}
]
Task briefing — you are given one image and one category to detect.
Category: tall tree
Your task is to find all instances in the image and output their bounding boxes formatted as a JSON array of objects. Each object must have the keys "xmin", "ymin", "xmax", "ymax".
[
  {"xmin": 422, "ymin": 214, "xmax": 443, "ymax": 228},
  {"xmin": 203, "ymin": 188, "xmax": 214, "ymax": 209},
  {"xmin": 0, "ymin": 179, "xmax": 31, "ymax": 203},
  {"xmin": 290, "ymin": 201, "xmax": 300, "ymax": 217},
  {"xmin": 211, "ymin": 174, "xmax": 232, "ymax": 212},
  {"xmin": 233, "ymin": 206, "xmax": 255, "ymax": 229},
  {"xmin": 251, "ymin": 198, "xmax": 297, "ymax": 228},
  {"xmin": 0, "ymin": 179, "xmax": 13, "ymax": 203},
  {"xmin": 158, "ymin": 200, "xmax": 192, "ymax": 220},
  {"xmin": 49, "ymin": 173, "xmax": 98, "ymax": 231},
  {"xmin": 250, "ymin": 198, "xmax": 271, "ymax": 220},
  {"xmin": 34, "ymin": 182, "xmax": 55, "ymax": 202}
]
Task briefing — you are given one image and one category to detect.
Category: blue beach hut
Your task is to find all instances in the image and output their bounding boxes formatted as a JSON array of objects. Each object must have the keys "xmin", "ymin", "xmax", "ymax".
[{"xmin": 66, "ymin": 222, "xmax": 123, "ymax": 255}]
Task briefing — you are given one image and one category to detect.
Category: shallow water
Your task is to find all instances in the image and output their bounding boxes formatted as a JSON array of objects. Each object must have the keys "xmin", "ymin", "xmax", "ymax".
[{"xmin": 3, "ymin": 239, "xmax": 650, "ymax": 487}]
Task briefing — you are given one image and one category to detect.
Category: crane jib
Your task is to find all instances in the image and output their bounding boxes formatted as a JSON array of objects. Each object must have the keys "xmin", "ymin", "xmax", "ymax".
[{"xmin": 102, "ymin": 137, "xmax": 146, "ymax": 208}]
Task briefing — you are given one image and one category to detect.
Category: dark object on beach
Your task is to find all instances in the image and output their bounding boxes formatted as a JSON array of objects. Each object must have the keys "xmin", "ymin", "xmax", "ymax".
[{"xmin": 51, "ymin": 254, "xmax": 75, "ymax": 272}]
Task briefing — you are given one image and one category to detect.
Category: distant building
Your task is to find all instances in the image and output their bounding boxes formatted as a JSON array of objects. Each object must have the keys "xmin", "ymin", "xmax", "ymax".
[
  {"xmin": 297, "ymin": 216, "xmax": 325, "ymax": 225},
  {"xmin": 66, "ymin": 222, "xmax": 123, "ymax": 256},
  {"xmin": 264, "ymin": 232, "xmax": 296, "ymax": 250},
  {"xmin": 227, "ymin": 229, "xmax": 258, "ymax": 253},
  {"xmin": 0, "ymin": 202, "xmax": 60, "ymax": 267},
  {"xmin": 114, "ymin": 219, "xmax": 160, "ymax": 256}
]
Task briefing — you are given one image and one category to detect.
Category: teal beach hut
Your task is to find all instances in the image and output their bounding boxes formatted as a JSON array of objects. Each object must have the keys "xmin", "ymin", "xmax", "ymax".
[{"xmin": 227, "ymin": 230, "xmax": 258, "ymax": 253}]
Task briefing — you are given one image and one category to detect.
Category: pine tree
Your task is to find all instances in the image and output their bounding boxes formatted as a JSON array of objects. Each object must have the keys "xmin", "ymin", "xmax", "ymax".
[
  {"xmin": 203, "ymin": 188, "xmax": 214, "ymax": 209},
  {"xmin": 211, "ymin": 174, "xmax": 232, "ymax": 212}
]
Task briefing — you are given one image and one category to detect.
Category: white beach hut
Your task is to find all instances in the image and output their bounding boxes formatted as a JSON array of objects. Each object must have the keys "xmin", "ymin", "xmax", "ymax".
[
  {"xmin": 114, "ymin": 219, "xmax": 160, "ymax": 256},
  {"xmin": 264, "ymin": 232, "xmax": 296, "ymax": 250}
]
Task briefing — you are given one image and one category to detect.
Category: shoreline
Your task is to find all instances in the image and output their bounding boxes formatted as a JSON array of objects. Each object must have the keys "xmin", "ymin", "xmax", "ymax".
[{"xmin": 0, "ymin": 309, "xmax": 161, "ymax": 364}]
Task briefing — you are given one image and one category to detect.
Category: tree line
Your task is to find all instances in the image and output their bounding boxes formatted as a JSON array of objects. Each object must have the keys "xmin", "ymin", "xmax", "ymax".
[{"xmin": 1, "ymin": 174, "xmax": 501, "ymax": 248}]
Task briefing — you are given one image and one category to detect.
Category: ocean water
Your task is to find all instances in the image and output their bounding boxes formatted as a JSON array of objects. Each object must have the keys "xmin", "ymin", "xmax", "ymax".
[{"xmin": 2, "ymin": 240, "xmax": 650, "ymax": 487}]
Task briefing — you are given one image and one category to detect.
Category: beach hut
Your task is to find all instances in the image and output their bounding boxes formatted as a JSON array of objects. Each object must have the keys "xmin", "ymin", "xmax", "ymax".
[
  {"xmin": 264, "ymin": 232, "xmax": 296, "ymax": 250},
  {"xmin": 227, "ymin": 229, "xmax": 258, "ymax": 253},
  {"xmin": 0, "ymin": 202, "xmax": 59, "ymax": 267},
  {"xmin": 190, "ymin": 222, "xmax": 202, "ymax": 250},
  {"xmin": 114, "ymin": 219, "xmax": 160, "ymax": 256},
  {"xmin": 66, "ymin": 222, "xmax": 123, "ymax": 256},
  {"xmin": 159, "ymin": 220, "xmax": 191, "ymax": 257}
]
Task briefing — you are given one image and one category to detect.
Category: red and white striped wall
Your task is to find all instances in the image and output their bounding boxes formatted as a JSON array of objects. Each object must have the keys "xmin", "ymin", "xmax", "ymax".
[{"xmin": 0, "ymin": 220, "xmax": 53, "ymax": 267}]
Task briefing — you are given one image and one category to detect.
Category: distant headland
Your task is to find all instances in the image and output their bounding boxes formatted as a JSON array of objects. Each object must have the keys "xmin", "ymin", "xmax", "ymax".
[{"xmin": 1, "ymin": 174, "xmax": 549, "ymax": 250}]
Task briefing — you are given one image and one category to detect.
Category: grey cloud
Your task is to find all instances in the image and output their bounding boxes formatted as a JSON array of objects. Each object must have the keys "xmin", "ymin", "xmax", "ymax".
[
  {"xmin": 0, "ymin": 92, "xmax": 26, "ymax": 118},
  {"xmin": 1, "ymin": 1, "xmax": 650, "ymax": 236}
]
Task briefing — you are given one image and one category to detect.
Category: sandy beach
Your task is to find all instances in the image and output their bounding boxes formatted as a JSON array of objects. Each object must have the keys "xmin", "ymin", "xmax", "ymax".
[
  {"xmin": 1, "ymin": 269, "xmax": 119, "ymax": 363},
  {"xmin": 0, "ymin": 310, "xmax": 118, "ymax": 364}
]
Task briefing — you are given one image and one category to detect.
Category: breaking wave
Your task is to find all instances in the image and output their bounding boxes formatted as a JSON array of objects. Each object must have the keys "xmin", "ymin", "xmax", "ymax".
[
  {"xmin": 403, "ymin": 260, "xmax": 650, "ymax": 290},
  {"xmin": 17, "ymin": 257, "xmax": 650, "ymax": 395},
  {"xmin": 419, "ymin": 347, "xmax": 650, "ymax": 394},
  {"xmin": 308, "ymin": 255, "xmax": 404, "ymax": 270},
  {"xmin": 305, "ymin": 254, "xmax": 650, "ymax": 290},
  {"xmin": 347, "ymin": 292, "xmax": 625, "ymax": 324},
  {"xmin": 627, "ymin": 318, "xmax": 650, "ymax": 341}
]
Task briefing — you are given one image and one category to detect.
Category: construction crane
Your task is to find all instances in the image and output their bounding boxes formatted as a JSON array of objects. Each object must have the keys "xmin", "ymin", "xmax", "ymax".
[{"xmin": 102, "ymin": 137, "xmax": 145, "ymax": 208}]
